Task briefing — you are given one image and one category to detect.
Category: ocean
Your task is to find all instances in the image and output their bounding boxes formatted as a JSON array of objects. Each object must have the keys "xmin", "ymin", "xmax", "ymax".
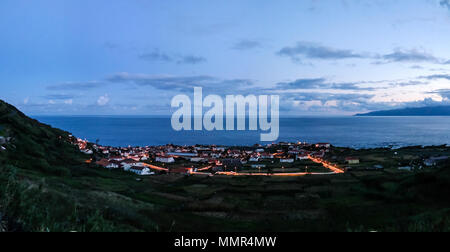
[{"xmin": 33, "ymin": 116, "xmax": 450, "ymax": 149}]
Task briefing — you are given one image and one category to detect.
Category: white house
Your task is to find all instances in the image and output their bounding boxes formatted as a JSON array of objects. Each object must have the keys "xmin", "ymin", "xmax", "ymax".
[
  {"xmin": 121, "ymin": 159, "xmax": 142, "ymax": 171},
  {"xmin": 106, "ymin": 162, "xmax": 120, "ymax": 169},
  {"xmin": 109, "ymin": 156, "xmax": 123, "ymax": 161},
  {"xmin": 316, "ymin": 143, "xmax": 331, "ymax": 148},
  {"xmin": 82, "ymin": 149, "xmax": 93, "ymax": 155},
  {"xmin": 249, "ymin": 156, "xmax": 260, "ymax": 162},
  {"xmin": 251, "ymin": 164, "xmax": 266, "ymax": 169},
  {"xmin": 129, "ymin": 166, "xmax": 154, "ymax": 176},
  {"xmin": 190, "ymin": 157, "xmax": 205, "ymax": 163},
  {"xmin": 296, "ymin": 154, "xmax": 309, "ymax": 160},
  {"xmin": 156, "ymin": 156, "xmax": 175, "ymax": 163},
  {"xmin": 261, "ymin": 153, "xmax": 274, "ymax": 159},
  {"xmin": 280, "ymin": 158, "xmax": 294, "ymax": 163}
]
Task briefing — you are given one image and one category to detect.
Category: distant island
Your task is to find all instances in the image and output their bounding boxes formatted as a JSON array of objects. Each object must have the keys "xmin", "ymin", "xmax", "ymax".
[{"xmin": 355, "ymin": 105, "xmax": 450, "ymax": 116}]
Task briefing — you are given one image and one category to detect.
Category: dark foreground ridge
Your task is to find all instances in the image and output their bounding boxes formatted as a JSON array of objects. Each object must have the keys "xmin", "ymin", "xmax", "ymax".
[
  {"xmin": 355, "ymin": 105, "xmax": 450, "ymax": 116},
  {"xmin": 1, "ymin": 99, "xmax": 450, "ymax": 232}
]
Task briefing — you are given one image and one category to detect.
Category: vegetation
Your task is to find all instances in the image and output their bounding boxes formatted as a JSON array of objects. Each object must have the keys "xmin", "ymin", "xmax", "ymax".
[{"xmin": 1, "ymin": 99, "xmax": 450, "ymax": 232}]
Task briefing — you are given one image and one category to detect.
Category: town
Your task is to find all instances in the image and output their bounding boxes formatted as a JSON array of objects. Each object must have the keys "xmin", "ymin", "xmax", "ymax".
[{"xmin": 73, "ymin": 137, "xmax": 449, "ymax": 177}]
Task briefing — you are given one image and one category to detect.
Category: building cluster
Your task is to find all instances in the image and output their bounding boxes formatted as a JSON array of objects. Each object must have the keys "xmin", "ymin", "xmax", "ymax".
[{"xmin": 75, "ymin": 138, "xmax": 333, "ymax": 176}]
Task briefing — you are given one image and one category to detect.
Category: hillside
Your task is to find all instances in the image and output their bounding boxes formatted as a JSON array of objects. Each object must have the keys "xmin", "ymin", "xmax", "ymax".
[
  {"xmin": 0, "ymin": 100, "xmax": 85, "ymax": 175},
  {"xmin": 355, "ymin": 105, "xmax": 450, "ymax": 116},
  {"xmin": 0, "ymin": 99, "xmax": 117, "ymax": 231},
  {"xmin": 1, "ymin": 99, "xmax": 450, "ymax": 232}
]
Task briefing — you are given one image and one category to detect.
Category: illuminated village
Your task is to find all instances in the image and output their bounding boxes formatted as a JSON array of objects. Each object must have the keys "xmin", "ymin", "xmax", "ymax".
[
  {"xmin": 75, "ymin": 138, "xmax": 346, "ymax": 176},
  {"xmin": 73, "ymin": 137, "xmax": 449, "ymax": 178}
]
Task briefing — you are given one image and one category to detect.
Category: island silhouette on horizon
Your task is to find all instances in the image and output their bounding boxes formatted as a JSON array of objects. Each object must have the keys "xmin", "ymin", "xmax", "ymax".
[{"xmin": 355, "ymin": 105, "xmax": 450, "ymax": 116}]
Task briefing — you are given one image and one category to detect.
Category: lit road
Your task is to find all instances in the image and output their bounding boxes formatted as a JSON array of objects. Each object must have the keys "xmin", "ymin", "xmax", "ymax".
[
  {"xmin": 142, "ymin": 157, "xmax": 343, "ymax": 176},
  {"xmin": 213, "ymin": 171, "xmax": 336, "ymax": 177},
  {"xmin": 190, "ymin": 156, "xmax": 344, "ymax": 177},
  {"xmin": 142, "ymin": 163, "xmax": 168, "ymax": 172},
  {"xmin": 308, "ymin": 155, "xmax": 345, "ymax": 174},
  {"xmin": 196, "ymin": 166, "xmax": 213, "ymax": 171}
]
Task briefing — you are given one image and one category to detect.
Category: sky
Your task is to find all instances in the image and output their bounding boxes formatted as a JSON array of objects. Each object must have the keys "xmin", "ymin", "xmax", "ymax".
[{"xmin": 1, "ymin": 0, "xmax": 450, "ymax": 116}]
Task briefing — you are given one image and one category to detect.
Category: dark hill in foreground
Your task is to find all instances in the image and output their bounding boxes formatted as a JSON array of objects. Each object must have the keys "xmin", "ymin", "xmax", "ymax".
[
  {"xmin": 1, "ymin": 99, "xmax": 450, "ymax": 232},
  {"xmin": 0, "ymin": 99, "xmax": 84, "ymax": 175},
  {"xmin": 1, "ymin": 99, "xmax": 116, "ymax": 231},
  {"xmin": 355, "ymin": 105, "xmax": 450, "ymax": 116}
]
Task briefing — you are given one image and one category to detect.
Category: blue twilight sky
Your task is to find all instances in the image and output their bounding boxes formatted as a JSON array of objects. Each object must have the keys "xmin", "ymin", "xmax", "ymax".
[{"xmin": 1, "ymin": 0, "xmax": 450, "ymax": 115}]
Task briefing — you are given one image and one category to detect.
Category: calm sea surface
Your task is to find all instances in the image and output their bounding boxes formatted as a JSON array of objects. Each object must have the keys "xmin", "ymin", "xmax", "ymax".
[{"xmin": 33, "ymin": 116, "xmax": 450, "ymax": 149}]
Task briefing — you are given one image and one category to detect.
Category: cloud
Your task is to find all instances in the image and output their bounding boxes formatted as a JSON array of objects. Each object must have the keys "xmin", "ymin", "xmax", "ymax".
[
  {"xmin": 139, "ymin": 50, "xmax": 206, "ymax": 65},
  {"xmin": 437, "ymin": 89, "xmax": 450, "ymax": 99},
  {"xmin": 270, "ymin": 74, "xmax": 450, "ymax": 113},
  {"xmin": 176, "ymin": 55, "xmax": 206, "ymax": 65},
  {"xmin": 276, "ymin": 78, "xmax": 327, "ymax": 89},
  {"xmin": 280, "ymin": 92, "xmax": 379, "ymax": 113},
  {"xmin": 107, "ymin": 72, "xmax": 254, "ymax": 93},
  {"xmin": 277, "ymin": 42, "xmax": 364, "ymax": 62},
  {"xmin": 42, "ymin": 94, "xmax": 77, "ymax": 100},
  {"xmin": 273, "ymin": 78, "xmax": 374, "ymax": 91},
  {"xmin": 43, "ymin": 95, "xmax": 75, "ymax": 106},
  {"xmin": 428, "ymin": 88, "xmax": 450, "ymax": 100},
  {"xmin": 232, "ymin": 40, "xmax": 262, "ymax": 50},
  {"xmin": 287, "ymin": 92, "xmax": 375, "ymax": 102},
  {"xmin": 139, "ymin": 50, "xmax": 172, "ymax": 62},
  {"xmin": 282, "ymin": 91, "xmax": 450, "ymax": 114},
  {"xmin": 380, "ymin": 49, "xmax": 440, "ymax": 64},
  {"xmin": 421, "ymin": 74, "xmax": 450, "ymax": 80},
  {"xmin": 97, "ymin": 94, "xmax": 110, "ymax": 106},
  {"xmin": 441, "ymin": 0, "xmax": 450, "ymax": 10},
  {"xmin": 47, "ymin": 81, "xmax": 105, "ymax": 90},
  {"xmin": 389, "ymin": 80, "xmax": 427, "ymax": 87},
  {"xmin": 329, "ymin": 83, "xmax": 375, "ymax": 91},
  {"xmin": 278, "ymin": 42, "xmax": 450, "ymax": 65}
]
